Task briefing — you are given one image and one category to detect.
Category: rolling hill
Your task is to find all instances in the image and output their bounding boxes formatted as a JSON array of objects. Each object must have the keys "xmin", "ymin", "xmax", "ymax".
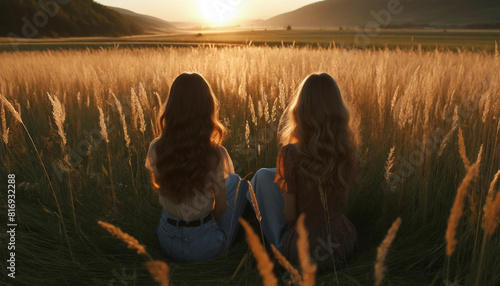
[
  {"xmin": 108, "ymin": 7, "xmax": 175, "ymax": 33},
  {"xmin": 0, "ymin": 0, "xmax": 143, "ymax": 38},
  {"xmin": 264, "ymin": 0, "xmax": 500, "ymax": 29}
]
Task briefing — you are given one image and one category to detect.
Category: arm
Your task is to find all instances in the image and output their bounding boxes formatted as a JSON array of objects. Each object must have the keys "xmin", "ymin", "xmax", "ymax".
[
  {"xmin": 213, "ymin": 182, "xmax": 228, "ymax": 219},
  {"xmin": 212, "ymin": 147, "xmax": 231, "ymax": 219},
  {"xmin": 283, "ymin": 193, "xmax": 298, "ymax": 225}
]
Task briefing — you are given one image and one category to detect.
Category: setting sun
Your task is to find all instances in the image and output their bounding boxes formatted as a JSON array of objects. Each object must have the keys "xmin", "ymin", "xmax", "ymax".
[{"xmin": 199, "ymin": 0, "xmax": 241, "ymax": 25}]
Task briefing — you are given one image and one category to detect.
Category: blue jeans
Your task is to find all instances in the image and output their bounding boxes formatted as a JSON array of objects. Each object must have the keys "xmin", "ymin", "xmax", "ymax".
[
  {"xmin": 156, "ymin": 173, "xmax": 248, "ymax": 262},
  {"xmin": 246, "ymin": 168, "xmax": 288, "ymax": 252}
]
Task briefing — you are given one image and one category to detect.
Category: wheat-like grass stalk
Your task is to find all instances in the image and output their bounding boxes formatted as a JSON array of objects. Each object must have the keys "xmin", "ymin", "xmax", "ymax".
[
  {"xmin": 98, "ymin": 105, "xmax": 118, "ymax": 209},
  {"xmin": 245, "ymin": 120, "xmax": 250, "ymax": 148},
  {"xmin": 458, "ymin": 128, "xmax": 470, "ymax": 169},
  {"xmin": 296, "ymin": 214, "xmax": 317, "ymax": 286},
  {"xmin": 482, "ymin": 191, "xmax": 500, "ymax": 236},
  {"xmin": 111, "ymin": 91, "xmax": 130, "ymax": 148},
  {"xmin": 374, "ymin": 217, "xmax": 402, "ymax": 286},
  {"xmin": 0, "ymin": 94, "xmax": 23, "ymax": 124},
  {"xmin": 239, "ymin": 218, "xmax": 278, "ymax": 286},
  {"xmin": 145, "ymin": 261, "xmax": 170, "ymax": 286},
  {"xmin": 249, "ymin": 96, "xmax": 257, "ymax": 127},
  {"xmin": 98, "ymin": 221, "xmax": 146, "ymax": 255},
  {"xmin": 482, "ymin": 170, "xmax": 500, "ymax": 236},
  {"xmin": 384, "ymin": 146, "xmax": 396, "ymax": 186},
  {"xmin": 98, "ymin": 106, "xmax": 109, "ymax": 143},
  {"xmin": 1, "ymin": 99, "xmax": 9, "ymax": 145},
  {"xmin": 248, "ymin": 182, "xmax": 262, "ymax": 222},
  {"xmin": 47, "ymin": 93, "xmax": 67, "ymax": 158},
  {"xmin": 445, "ymin": 162, "xmax": 480, "ymax": 256},
  {"xmin": 271, "ymin": 244, "xmax": 302, "ymax": 284},
  {"xmin": 138, "ymin": 82, "xmax": 150, "ymax": 110}
]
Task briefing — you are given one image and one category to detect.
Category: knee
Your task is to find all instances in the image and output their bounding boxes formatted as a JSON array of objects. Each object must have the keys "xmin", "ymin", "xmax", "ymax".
[
  {"xmin": 226, "ymin": 173, "xmax": 240, "ymax": 187},
  {"xmin": 253, "ymin": 168, "xmax": 276, "ymax": 184}
]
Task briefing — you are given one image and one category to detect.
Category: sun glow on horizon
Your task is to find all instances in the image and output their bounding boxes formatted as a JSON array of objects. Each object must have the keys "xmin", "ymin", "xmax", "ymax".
[{"xmin": 199, "ymin": 0, "xmax": 242, "ymax": 25}]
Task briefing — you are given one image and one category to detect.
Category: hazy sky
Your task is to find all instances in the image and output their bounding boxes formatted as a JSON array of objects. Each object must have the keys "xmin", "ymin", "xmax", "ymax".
[{"xmin": 95, "ymin": 0, "xmax": 320, "ymax": 24}]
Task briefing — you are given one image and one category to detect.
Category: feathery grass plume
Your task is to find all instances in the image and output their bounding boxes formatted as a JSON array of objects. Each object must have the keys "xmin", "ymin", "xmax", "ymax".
[
  {"xmin": 495, "ymin": 41, "xmax": 499, "ymax": 57},
  {"xmin": 245, "ymin": 120, "xmax": 250, "ymax": 148},
  {"xmin": 47, "ymin": 93, "xmax": 67, "ymax": 149},
  {"xmin": 248, "ymin": 182, "xmax": 262, "ymax": 222},
  {"xmin": 445, "ymin": 162, "xmax": 480, "ymax": 256},
  {"xmin": 98, "ymin": 106, "xmax": 108, "ymax": 143},
  {"xmin": 154, "ymin": 91, "xmax": 162, "ymax": 108},
  {"xmin": 438, "ymin": 106, "xmax": 459, "ymax": 157},
  {"xmin": 1, "ymin": 100, "xmax": 9, "ymax": 144},
  {"xmin": 138, "ymin": 82, "xmax": 150, "ymax": 110},
  {"xmin": 271, "ymin": 245, "xmax": 302, "ymax": 284},
  {"xmin": 271, "ymin": 98, "xmax": 278, "ymax": 122},
  {"xmin": 264, "ymin": 96, "xmax": 270, "ymax": 123},
  {"xmin": 145, "ymin": 261, "xmax": 170, "ymax": 286},
  {"xmin": 111, "ymin": 91, "xmax": 130, "ymax": 148},
  {"xmin": 389, "ymin": 86, "xmax": 400, "ymax": 116},
  {"xmin": 296, "ymin": 214, "xmax": 317, "ymax": 286},
  {"xmin": 482, "ymin": 170, "xmax": 500, "ymax": 235},
  {"xmin": 258, "ymin": 100, "xmax": 263, "ymax": 119},
  {"xmin": 249, "ymin": 96, "xmax": 257, "ymax": 127},
  {"xmin": 130, "ymin": 87, "xmax": 139, "ymax": 129},
  {"xmin": 458, "ymin": 128, "xmax": 470, "ymax": 169},
  {"xmin": 482, "ymin": 191, "xmax": 500, "ymax": 236},
  {"xmin": 279, "ymin": 82, "xmax": 286, "ymax": 110},
  {"xmin": 384, "ymin": 146, "xmax": 396, "ymax": 187},
  {"xmin": 239, "ymin": 218, "xmax": 278, "ymax": 286},
  {"xmin": 15, "ymin": 101, "xmax": 21, "ymax": 119},
  {"xmin": 374, "ymin": 217, "xmax": 402, "ymax": 286},
  {"xmin": 131, "ymin": 88, "xmax": 147, "ymax": 134},
  {"xmin": 482, "ymin": 92, "xmax": 491, "ymax": 123},
  {"xmin": 97, "ymin": 221, "xmax": 146, "ymax": 255},
  {"xmin": 0, "ymin": 94, "xmax": 23, "ymax": 124}
]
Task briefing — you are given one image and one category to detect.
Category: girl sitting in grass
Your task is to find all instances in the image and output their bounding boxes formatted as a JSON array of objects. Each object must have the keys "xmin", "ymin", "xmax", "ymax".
[
  {"xmin": 146, "ymin": 73, "xmax": 248, "ymax": 262},
  {"xmin": 248, "ymin": 73, "xmax": 361, "ymax": 265}
]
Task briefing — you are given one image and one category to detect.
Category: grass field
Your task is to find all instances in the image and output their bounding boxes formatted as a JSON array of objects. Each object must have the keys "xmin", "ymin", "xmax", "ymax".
[
  {"xmin": 1, "ymin": 29, "xmax": 499, "ymax": 52},
  {"xmin": 0, "ymin": 41, "xmax": 499, "ymax": 285}
]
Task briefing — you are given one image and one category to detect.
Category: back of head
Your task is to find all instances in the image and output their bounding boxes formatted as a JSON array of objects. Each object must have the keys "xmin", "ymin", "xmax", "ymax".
[
  {"xmin": 279, "ymin": 73, "xmax": 360, "ymax": 199},
  {"xmin": 154, "ymin": 73, "xmax": 225, "ymax": 204}
]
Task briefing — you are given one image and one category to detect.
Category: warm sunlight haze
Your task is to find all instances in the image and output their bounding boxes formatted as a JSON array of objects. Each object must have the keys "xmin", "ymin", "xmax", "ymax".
[{"xmin": 199, "ymin": 0, "xmax": 240, "ymax": 25}]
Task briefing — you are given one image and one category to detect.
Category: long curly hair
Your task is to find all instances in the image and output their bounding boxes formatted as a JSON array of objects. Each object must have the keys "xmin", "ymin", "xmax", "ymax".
[
  {"xmin": 153, "ymin": 73, "xmax": 225, "ymax": 204},
  {"xmin": 278, "ymin": 73, "xmax": 360, "ymax": 202}
]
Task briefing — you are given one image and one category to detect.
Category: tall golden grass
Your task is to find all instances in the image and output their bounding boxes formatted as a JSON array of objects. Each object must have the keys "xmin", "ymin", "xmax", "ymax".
[
  {"xmin": 0, "ymin": 45, "xmax": 499, "ymax": 284},
  {"xmin": 374, "ymin": 217, "xmax": 402, "ymax": 286}
]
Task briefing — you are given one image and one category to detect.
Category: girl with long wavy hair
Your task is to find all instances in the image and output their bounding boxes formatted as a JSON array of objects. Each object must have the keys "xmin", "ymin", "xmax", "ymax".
[
  {"xmin": 248, "ymin": 73, "xmax": 360, "ymax": 265},
  {"xmin": 145, "ymin": 73, "xmax": 248, "ymax": 262}
]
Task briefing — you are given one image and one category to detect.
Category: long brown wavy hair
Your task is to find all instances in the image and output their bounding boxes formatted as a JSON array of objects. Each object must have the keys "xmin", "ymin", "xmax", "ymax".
[
  {"xmin": 278, "ymin": 73, "xmax": 361, "ymax": 203},
  {"xmin": 153, "ymin": 73, "xmax": 225, "ymax": 204}
]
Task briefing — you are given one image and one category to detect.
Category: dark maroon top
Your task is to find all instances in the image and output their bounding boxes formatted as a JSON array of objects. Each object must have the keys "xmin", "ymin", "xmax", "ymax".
[{"xmin": 274, "ymin": 144, "xmax": 357, "ymax": 265}]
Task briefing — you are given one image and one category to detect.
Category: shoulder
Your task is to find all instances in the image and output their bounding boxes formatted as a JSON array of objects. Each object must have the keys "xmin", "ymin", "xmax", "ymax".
[
  {"xmin": 148, "ymin": 137, "xmax": 160, "ymax": 150},
  {"xmin": 147, "ymin": 137, "xmax": 161, "ymax": 161}
]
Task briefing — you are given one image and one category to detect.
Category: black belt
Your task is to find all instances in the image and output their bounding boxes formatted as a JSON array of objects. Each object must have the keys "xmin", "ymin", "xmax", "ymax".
[{"xmin": 166, "ymin": 213, "xmax": 213, "ymax": 227}]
